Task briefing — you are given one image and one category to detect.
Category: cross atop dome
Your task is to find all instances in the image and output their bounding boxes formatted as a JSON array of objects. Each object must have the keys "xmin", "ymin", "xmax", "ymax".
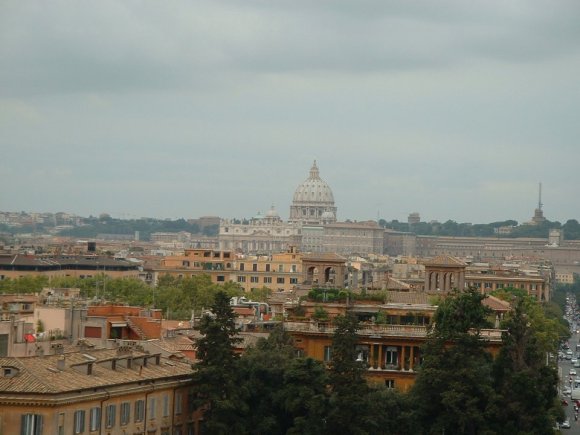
[{"xmin": 309, "ymin": 160, "xmax": 320, "ymax": 179}]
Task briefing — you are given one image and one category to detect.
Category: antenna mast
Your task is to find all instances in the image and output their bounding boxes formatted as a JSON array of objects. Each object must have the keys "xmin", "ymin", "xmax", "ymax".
[{"xmin": 538, "ymin": 182, "xmax": 543, "ymax": 210}]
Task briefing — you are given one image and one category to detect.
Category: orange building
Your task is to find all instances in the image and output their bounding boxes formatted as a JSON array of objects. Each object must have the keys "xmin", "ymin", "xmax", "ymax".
[
  {"xmin": 0, "ymin": 347, "xmax": 196, "ymax": 435},
  {"xmin": 284, "ymin": 297, "xmax": 504, "ymax": 391}
]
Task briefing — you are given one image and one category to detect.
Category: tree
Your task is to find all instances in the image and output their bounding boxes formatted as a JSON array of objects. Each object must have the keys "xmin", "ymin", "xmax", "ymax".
[
  {"xmin": 236, "ymin": 326, "xmax": 297, "ymax": 434},
  {"xmin": 489, "ymin": 297, "xmax": 562, "ymax": 434},
  {"xmin": 325, "ymin": 314, "xmax": 371, "ymax": 435},
  {"xmin": 234, "ymin": 325, "xmax": 329, "ymax": 435},
  {"xmin": 411, "ymin": 289, "xmax": 495, "ymax": 435},
  {"xmin": 191, "ymin": 291, "xmax": 244, "ymax": 434}
]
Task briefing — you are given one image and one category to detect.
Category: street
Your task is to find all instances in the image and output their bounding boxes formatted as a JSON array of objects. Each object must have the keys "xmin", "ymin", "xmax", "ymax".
[
  {"xmin": 559, "ymin": 352, "xmax": 580, "ymax": 433},
  {"xmin": 559, "ymin": 296, "xmax": 580, "ymax": 433}
]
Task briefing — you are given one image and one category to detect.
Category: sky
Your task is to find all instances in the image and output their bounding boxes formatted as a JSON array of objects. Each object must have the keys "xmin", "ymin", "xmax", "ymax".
[{"xmin": 1, "ymin": 1, "xmax": 580, "ymax": 225}]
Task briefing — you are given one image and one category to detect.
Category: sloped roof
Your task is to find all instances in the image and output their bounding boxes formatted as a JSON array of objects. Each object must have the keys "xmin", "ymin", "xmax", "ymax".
[
  {"xmin": 482, "ymin": 295, "xmax": 511, "ymax": 312},
  {"xmin": 424, "ymin": 255, "xmax": 467, "ymax": 267},
  {"xmin": 0, "ymin": 348, "xmax": 192, "ymax": 394}
]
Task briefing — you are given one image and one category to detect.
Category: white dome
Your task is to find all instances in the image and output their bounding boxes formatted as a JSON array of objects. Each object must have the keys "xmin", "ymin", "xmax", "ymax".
[{"xmin": 292, "ymin": 161, "xmax": 335, "ymax": 205}]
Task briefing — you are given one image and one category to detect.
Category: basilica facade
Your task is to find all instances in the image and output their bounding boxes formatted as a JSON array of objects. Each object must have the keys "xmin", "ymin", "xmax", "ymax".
[{"xmin": 218, "ymin": 161, "xmax": 384, "ymax": 255}]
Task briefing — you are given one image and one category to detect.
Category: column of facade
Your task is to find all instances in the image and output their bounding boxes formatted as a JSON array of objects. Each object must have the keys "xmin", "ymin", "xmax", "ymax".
[
  {"xmin": 459, "ymin": 271, "xmax": 466, "ymax": 290},
  {"xmin": 400, "ymin": 346, "xmax": 406, "ymax": 371},
  {"xmin": 377, "ymin": 344, "xmax": 383, "ymax": 370},
  {"xmin": 409, "ymin": 346, "xmax": 415, "ymax": 371},
  {"xmin": 445, "ymin": 273, "xmax": 452, "ymax": 291}
]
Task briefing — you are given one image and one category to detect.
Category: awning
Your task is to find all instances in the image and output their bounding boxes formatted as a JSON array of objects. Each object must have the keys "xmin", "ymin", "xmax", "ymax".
[{"xmin": 110, "ymin": 322, "xmax": 127, "ymax": 328}]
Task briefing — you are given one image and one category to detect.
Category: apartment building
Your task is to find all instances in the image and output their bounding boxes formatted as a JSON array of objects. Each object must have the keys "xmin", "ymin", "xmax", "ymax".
[{"xmin": 0, "ymin": 347, "xmax": 196, "ymax": 435}]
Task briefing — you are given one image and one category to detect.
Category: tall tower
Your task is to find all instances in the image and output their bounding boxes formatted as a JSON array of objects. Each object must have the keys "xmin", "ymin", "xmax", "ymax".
[{"xmin": 531, "ymin": 182, "xmax": 546, "ymax": 225}]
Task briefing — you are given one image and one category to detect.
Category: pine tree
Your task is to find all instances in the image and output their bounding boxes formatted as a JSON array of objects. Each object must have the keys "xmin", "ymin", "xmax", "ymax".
[
  {"xmin": 191, "ymin": 291, "xmax": 244, "ymax": 434},
  {"xmin": 325, "ymin": 314, "xmax": 371, "ymax": 435}
]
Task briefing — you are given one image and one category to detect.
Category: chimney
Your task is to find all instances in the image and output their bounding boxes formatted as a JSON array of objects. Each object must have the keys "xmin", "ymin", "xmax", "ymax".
[{"xmin": 56, "ymin": 356, "xmax": 65, "ymax": 371}]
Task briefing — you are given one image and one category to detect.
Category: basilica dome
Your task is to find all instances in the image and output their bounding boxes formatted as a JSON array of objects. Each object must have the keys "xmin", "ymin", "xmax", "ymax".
[
  {"xmin": 292, "ymin": 161, "xmax": 335, "ymax": 204},
  {"xmin": 289, "ymin": 161, "xmax": 337, "ymax": 225}
]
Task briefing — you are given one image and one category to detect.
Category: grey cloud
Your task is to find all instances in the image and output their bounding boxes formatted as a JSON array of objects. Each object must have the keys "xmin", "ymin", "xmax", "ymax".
[{"xmin": 2, "ymin": 1, "xmax": 580, "ymax": 97}]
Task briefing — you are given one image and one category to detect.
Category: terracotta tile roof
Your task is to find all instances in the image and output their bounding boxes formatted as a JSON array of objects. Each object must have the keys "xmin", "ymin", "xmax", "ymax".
[
  {"xmin": 303, "ymin": 253, "xmax": 347, "ymax": 262},
  {"xmin": 424, "ymin": 255, "xmax": 467, "ymax": 267},
  {"xmin": 482, "ymin": 295, "xmax": 511, "ymax": 312},
  {"xmin": 0, "ymin": 348, "xmax": 193, "ymax": 394}
]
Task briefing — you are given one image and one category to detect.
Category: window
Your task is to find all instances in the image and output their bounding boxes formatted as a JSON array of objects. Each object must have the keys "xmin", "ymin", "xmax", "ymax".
[
  {"xmin": 163, "ymin": 394, "xmax": 170, "ymax": 417},
  {"xmin": 291, "ymin": 265, "xmax": 297, "ymax": 272},
  {"xmin": 237, "ymin": 276, "xmax": 246, "ymax": 283},
  {"xmin": 105, "ymin": 405, "xmax": 116, "ymax": 428},
  {"xmin": 385, "ymin": 346, "xmax": 398, "ymax": 366},
  {"xmin": 277, "ymin": 277, "xmax": 285, "ymax": 284},
  {"xmin": 263, "ymin": 277, "xmax": 272, "ymax": 284},
  {"xmin": 187, "ymin": 392, "xmax": 195, "ymax": 414},
  {"xmin": 120, "ymin": 402, "xmax": 130, "ymax": 425},
  {"xmin": 250, "ymin": 276, "xmax": 259, "ymax": 283},
  {"xmin": 252, "ymin": 263, "xmax": 258, "ymax": 272},
  {"xmin": 385, "ymin": 379, "xmax": 395, "ymax": 389},
  {"xmin": 182, "ymin": 261, "xmax": 190, "ymax": 267},
  {"xmin": 290, "ymin": 278, "xmax": 298, "ymax": 284},
  {"xmin": 278, "ymin": 265, "xmax": 283, "ymax": 272},
  {"xmin": 324, "ymin": 346, "xmax": 332, "ymax": 362},
  {"xmin": 217, "ymin": 275, "xmax": 225, "ymax": 282},
  {"xmin": 149, "ymin": 397, "xmax": 157, "ymax": 420},
  {"xmin": 175, "ymin": 392, "xmax": 183, "ymax": 415},
  {"xmin": 21, "ymin": 414, "xmax": 43, "ymax": 435},
  {"xmin": 265, "ymin": 264, "xmax": 271, "ymax": 272},
  {"xmin": 135, "ymin": 400, "xmax": 145, "ymax": 422},
  {"xmin": 89, "ymin": 407, "xmax": 101, "ymax": 432},
  {"xmin": 58, "ymin": 413, "xmax": 64, "ymax": 435},
  {"xmin": 74, "ymin": 410, "xmax": 85, "ymax": 434},
  {"xmin": 239, "ymin": 263, "xmax": 245, "ymax": 271}
]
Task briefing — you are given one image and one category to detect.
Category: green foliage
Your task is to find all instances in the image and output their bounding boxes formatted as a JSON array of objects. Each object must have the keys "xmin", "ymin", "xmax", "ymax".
[
  {"xmin": 191, "ymin": 291, "xmax": 244, "ymax": 434},
  {"xmin": 411, "ymin": 290, "xmax": 496, "ymax": 434},
  {"xmin": 430, "ymin": 288, "xmax": 492, "ymax": 339},
  {"xmin": 378, "ymin": 218, "xmax": 580, "ymax": 239},
  {"xmin": 155, "ymin": 274, "xmax": 242, "ymax": 320},
  {"xmin": 55, "ymin": 216, "xmax": 212, "ymax": 240},
  {"xmin": 249, "ymin": 286, "xmax": 272, "ymax": 302},
  {"xmin": 489, "ymin": 297, "xmax": 562, "ymax": 433},
  {"xmin": 236, "ymin": 326, "xmax": 329, "ymax": 434},
  {"xmin": 0, "ymin": 276, "xmax": 49, "ymax": 294},
  {"xmin": 312, "ymin": 306, "xmax": 329, "ymax": 321},
  {"xmin": 326, "ymin": 314, "xmax": 371, "ymax": 435}
]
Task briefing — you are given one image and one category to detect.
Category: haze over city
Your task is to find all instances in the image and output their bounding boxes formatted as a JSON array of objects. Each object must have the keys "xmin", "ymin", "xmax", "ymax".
[{"xmin": 1, "ymin": 1, "xmax": 580, "ymax": 223}]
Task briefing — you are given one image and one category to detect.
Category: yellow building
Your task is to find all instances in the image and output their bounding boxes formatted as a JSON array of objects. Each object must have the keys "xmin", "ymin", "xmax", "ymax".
[
  {"xmin": 233, "ymin": 249, "xmax": 303, "ymax": 292},
  {"xmin": 153, "ymin": 248, "xmax": 306, "ymax": 293},
  {"xmin": 0, "ymin": 347, "xmax": 196, "ymax": 435}
]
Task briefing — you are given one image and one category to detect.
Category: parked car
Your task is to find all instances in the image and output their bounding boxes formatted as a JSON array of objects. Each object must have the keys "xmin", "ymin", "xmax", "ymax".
[
  {"xmin": 570, "ymin": 369, "xmax": 577, "ymax": 376},
  {"xmin": 561, "ymin": 419, "xmax": 571, "ymax": 429}
]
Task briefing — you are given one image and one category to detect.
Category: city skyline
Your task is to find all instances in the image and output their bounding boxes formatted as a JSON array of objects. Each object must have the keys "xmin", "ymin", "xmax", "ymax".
[{"xmin": 1, "ymin": 1, "xmax": 580, "ymax": 223}]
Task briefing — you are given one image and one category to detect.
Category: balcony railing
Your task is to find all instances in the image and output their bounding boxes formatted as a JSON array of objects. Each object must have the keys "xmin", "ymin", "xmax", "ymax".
[{"xmin": 284, "ymin": 321, "xmax": 504, "ymax": 342}]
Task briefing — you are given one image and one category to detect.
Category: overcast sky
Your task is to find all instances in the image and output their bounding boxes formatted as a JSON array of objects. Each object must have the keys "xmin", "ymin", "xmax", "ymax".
[{"xmin": 1, "ymin": 1, "xmax": 579, "ymax": 224}]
